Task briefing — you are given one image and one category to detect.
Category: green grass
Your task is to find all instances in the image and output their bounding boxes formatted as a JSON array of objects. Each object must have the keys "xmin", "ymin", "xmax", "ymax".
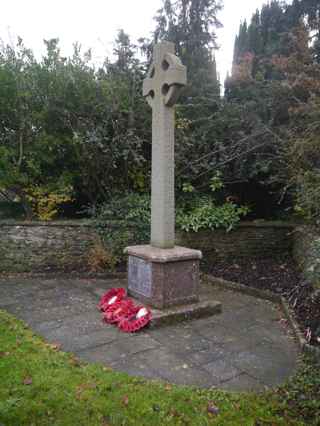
[{"xmin": 0, "ymin": 310, "xmax": 319, "ymax": 426}]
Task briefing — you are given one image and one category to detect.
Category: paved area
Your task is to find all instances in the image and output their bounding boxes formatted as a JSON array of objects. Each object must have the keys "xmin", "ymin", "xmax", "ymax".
[{"xmin": 0, "ymin": 276, "xmax": 300, "ymax": 390}]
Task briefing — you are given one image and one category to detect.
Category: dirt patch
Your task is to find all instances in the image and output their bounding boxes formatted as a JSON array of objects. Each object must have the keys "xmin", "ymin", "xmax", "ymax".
[{"xmin": 204, "ymin": 257, "xmax": 320, "ymax": 348}]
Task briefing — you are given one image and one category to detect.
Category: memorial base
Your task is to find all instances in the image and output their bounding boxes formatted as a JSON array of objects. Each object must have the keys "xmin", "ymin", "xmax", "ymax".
[
  {"xmin": 125, "ymin": 245, "xmax": 202, "ymax": 309},
  {"xmin": 145, "ymin": 299, "xmax": 222, "ymax": 328}
]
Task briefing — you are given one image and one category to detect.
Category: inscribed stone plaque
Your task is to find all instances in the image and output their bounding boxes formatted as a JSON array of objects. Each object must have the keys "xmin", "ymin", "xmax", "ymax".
[{"xmin": 128, "ymin": 256, "xmax": 152, "ymax": 298}]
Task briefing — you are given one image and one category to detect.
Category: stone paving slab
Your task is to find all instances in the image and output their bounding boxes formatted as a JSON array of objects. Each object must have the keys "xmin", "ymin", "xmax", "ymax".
[
  {"xmin": 44, "ymin": 326, "xmax": 120, "ymax": 353},
  {"xmin": 0, "ymin": 276, "xmax": 300, "ymax": 390},
  {"xmin": 31, "ymin": 310, "xmax": 106, "ymax": 334}
]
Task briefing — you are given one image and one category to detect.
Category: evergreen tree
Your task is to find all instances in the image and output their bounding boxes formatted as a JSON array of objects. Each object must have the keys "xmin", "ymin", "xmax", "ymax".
[
  {"xmin": 231, "ymin": 0, "xmax": 309, "ymax": 78},
  {"xmin": 300, "ymin": 0, "xmax": 320, "ymax": 62},
  {"xmin": 233, "ymin": 20, "xmax": 249, "ymax": 65},
  {"xmin": 153, "ymin": 0, "xmax": 222, "ymax": 99},
  {"xmin": 248, "ymin": 11, "xmax": 263, "ymax": 55}
]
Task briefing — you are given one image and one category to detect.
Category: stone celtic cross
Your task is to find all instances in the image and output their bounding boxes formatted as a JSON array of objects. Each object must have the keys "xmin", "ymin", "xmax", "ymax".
[
  {"xmin": 126, "ymin": 42, "xmax": 202, "ymax": 309},
  {"xmin": 143, "ymin": 41, "xmax": 187, "ymax": 249}
]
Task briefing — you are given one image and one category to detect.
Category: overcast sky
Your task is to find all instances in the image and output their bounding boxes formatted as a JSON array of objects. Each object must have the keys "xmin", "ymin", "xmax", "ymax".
[{"xmin": 0, "ymin": 0, "xmax": 267, "ymax": 83}]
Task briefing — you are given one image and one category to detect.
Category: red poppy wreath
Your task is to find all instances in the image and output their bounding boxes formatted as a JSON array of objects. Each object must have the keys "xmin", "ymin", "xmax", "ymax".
[
  {"xmin": 118, "ymin": 306, "xmax": 152, "ymax": 333},
  {"xmin": 103, "ymin": 299, "xmax": 135, "ymax": 324},
  {"xmin": 98, "ymin": 287, "xmax": 126, "ymax": 312},
  {"xmin": 98, "ymin": 288, "xmax": 152, "ymax": 332}
]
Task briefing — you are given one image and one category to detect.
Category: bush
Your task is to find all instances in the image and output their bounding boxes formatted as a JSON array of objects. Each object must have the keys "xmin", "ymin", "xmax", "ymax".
[
  {"xmin": 87, "ymin": 238, "xmax": 118, "ymax": 271},
  {"xmin": 93, "ymin": 192, "xmax": 249, "ymax": 264},
  {"xmin": 26, "ymin": 186, "xmax": 73, "ymax": 221},
  {"xmin": 177, "ymin": 196, "xmax": 249, "ymax": 232},
  {"xmin": 294, "ymin": 171, "xmax": 320, "ymax": 225},
  {"xmin": 93, "ymin": 193, "xmax": 151, "ymax": 260}
]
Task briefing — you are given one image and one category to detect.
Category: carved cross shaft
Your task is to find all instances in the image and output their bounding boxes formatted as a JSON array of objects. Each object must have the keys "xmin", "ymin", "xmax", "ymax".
[{"xmin": 143, "ymin": 41, "xmax": 187, "ymax": 249}]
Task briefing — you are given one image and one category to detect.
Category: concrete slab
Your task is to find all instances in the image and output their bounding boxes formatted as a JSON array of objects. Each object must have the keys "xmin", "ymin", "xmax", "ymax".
[
  {"xmin": 147, "ymin": 299, "xmax": 221, "ymax": 328},
  {"xmin": 203, "ymin": 358, "xmax": 243, "ymax": 383},
  {"xmin": 218, "ymin": 373, "xmax": 265, "ymax": 392},
  {"xmin": 45, "ymin": 326, "xmax": 120, "ymax": 353},
  {"xmin": 77, "ymin": 334, "xmax": 160, "ymax": 364}
]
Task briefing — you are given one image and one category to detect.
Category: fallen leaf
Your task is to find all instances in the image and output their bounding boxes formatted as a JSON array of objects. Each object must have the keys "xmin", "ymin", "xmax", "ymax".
[
  {"xmin": 169, "ymin": 409, "xmax": 181, "ymax": 418},
  {"xmin": 101, "ymin": 416, "xmax": 111, "ymax": 426},
  {"xmin": 207, "ymin": 402, "xmax": 219, "ymax": 416},
  {"xmin": 75, "ymin": 382, "xmax": 98, "ymax": 400},
  {"xmin": 23, "ymin": 377, "xmax": 33, "ymax": 385},
  {"xmin": 70, "ymin": 357, "xmax": 81, "ymax": 367},
  {"xmin": 122, "ymin": 395, "xmax": 129, "ymax": 406},
  {"xmin": 0, "ymin": 352, "xmax": 10, "ymax": 358},
  {"xmin": 49, "ymin": 343, "xmax": 61, "ymax": 351}
]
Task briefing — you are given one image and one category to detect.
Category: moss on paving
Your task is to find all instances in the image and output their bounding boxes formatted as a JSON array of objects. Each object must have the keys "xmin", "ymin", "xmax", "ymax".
[{"xmin": 0, "ymin": 310, "xmax": 318, "ymax": 426}]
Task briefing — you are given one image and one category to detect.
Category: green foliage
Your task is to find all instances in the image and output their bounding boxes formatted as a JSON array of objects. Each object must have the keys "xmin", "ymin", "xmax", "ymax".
[
  {"xmin": 182, "ymin": 182, "xmax": 195, "ymax": 193},
  {"xmin": 225, "ymin": 1, "xmax": 320, "ymax": 221},
  {"xmin": 25, "ymin": 185, "xmax": 73, "ymax": 221},
  {"xmin": 93, "ymin": 191, "xmax": 249, "ymax": 262},
  {"xmin": 295, "ymin": 172, "xmax": 320, "ymax": 224},
  {"xmin": 278, "ymin": 354, "xmax": 320, "ymax": 424},
  {"xmin": 178, "ymin": 173, "xmax": 249, "ymax": 232},
  {"xmin": 154, "ymin": 0, "xmax": 222, "ymax": 99},
  {"xmin": 232, "ymin": 1, "xmax": 302, "ymax": 67},
  {"xmin": 0, "ymin": 0, "xmax": 318, "ymax": 224},
  {"xmin": 93, "ymin": 193, "xmax": 151, "ymax": 261},
  {"xmin": 210, "ymin": 172, "xmax": 224, "ymax": 192},
  {"xmin": 0, "ymin": 34, "xmax": 149, "ymax": 219},
  {"xmin": 177, "ymin": 197, "xmax": 249, "ymax": 232}
]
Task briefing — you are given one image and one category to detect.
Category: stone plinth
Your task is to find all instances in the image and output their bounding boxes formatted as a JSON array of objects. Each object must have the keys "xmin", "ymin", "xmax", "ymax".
[{"xmin": 125, "ymin": 245, "xmax": 202, "ymax": 309}]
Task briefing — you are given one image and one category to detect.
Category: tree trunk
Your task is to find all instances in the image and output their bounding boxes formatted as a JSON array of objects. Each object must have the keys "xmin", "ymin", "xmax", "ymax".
[{"xmin": 22, "ymin": 200, "xmax": 34, "ymax": 221}]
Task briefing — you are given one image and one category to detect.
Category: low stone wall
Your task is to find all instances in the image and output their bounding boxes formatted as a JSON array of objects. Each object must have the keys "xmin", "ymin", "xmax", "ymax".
[
  {"xmin": 293, "ymin": 226, "xmax": 320, "ymax": 288},
  {"xmin": 177, "ymin": 221, "xmax": 295, "ymax": 261},
  {"xmin": 0, "ymin": 221, "xmax": 96, "ymax": 273},
  {"xmin": 0, "ymin": 220, "xmax": 296, "ymax": 273}
]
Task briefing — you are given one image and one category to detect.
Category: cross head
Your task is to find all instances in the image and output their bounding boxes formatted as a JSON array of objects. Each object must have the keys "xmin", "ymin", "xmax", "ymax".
[{"xmin": 143, "ymin": 41, "xmax": 187, "ymax": 108}]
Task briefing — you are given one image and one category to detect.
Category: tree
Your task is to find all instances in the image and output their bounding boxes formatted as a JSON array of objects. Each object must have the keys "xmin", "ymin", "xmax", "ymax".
[
  {"xmin": 0, "ymin": 38, "xmax": 50, "ymax": 219},
  {"xmin": 226, "ymin": 0, "xmax": 320, "ymax": 221},
  {"xmin": 0, "ymin": 34, "xmax": 150, "ymax": 219},
  {"xmin": 153, "ymin": 0, "xmax": 222, "ymax": 99}
]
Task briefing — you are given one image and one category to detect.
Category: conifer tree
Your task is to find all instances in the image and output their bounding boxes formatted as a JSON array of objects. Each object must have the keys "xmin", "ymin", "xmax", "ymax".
[{"xmin": 153, "ymin": 0, "xmax": 222, "ymax": 99}]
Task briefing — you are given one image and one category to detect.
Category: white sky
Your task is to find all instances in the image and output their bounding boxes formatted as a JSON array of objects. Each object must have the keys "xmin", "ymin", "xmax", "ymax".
[{"xmin": 0, "ymin": 0, "xmax": 267, "ymax": 83}]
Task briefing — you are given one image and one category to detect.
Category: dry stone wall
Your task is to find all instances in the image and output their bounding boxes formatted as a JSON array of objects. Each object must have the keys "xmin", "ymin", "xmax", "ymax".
[
  {"xmin": 177, "ymin": 221, "xmax": 295, "ymax": 261},
  {"xmin": 0, "ymin": 220, "xmax": 296, "ymax": 273},
  {"xmin": 0, "ymin": 221, "xmax": 96, "ymax": 273}
]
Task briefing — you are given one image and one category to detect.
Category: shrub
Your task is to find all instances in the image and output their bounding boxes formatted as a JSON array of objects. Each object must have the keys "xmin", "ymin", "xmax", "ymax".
[
  {"xmin": 26, "ymin": 186, "xmax": 73, "ymax": 221},
  {"xmin": 93, "ymin": 192, "xmax": 249, "ymax": 264},
  {"xmin": 93, "ymin": 193, "xmax": 151, "ymax": 260},
  {"xmin": 177, "ymin": 196, "xmax": 249, "ymax": 232},
  {"xmin": 87, "ymin": 239, "xmax": 118, "ymax": 272}
]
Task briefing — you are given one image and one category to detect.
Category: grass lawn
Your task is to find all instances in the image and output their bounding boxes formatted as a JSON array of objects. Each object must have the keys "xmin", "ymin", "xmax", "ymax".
[{"xmin": 0, "ymin": 310, "xmax": 319, "ymax": 426}]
